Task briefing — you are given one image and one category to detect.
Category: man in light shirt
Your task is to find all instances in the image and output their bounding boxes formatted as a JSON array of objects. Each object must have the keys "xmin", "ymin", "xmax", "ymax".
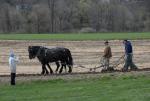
[{"xmin": 9, "ymin": 52, "xmax": 19, "ymax": 85}]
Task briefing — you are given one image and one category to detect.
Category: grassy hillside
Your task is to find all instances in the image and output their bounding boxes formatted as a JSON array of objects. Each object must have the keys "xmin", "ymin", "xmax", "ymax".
[
  {"xmin": 0, "ymin": 32, "xmax": 150, "ymax": 40},
  {"xmin": 0, "ymin": 74, "xmax": 150, "ymax": 101}
]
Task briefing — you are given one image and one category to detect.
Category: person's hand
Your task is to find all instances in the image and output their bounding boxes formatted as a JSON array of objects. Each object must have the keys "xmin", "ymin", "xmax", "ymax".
[
  {"xmin": 15, "ymin": 56, "xmax": 19, "ymax": 62},
  {"xmin": 123, "ymin": 54, "xmax": 125, "ymax": 57}
]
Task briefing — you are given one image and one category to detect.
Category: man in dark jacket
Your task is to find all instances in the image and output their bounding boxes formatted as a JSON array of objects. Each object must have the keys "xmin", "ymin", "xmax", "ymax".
[{"xmin": 122, "ymin": 40, "xmax": 138, "ymax": 71}]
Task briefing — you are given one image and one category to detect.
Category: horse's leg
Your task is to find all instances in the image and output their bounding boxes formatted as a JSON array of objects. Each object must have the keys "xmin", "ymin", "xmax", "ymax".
[
  {"xmin": 41, "ymin": 64, "xmax": 45, "ymax": 75},
  {"xmin": 63, "ymin": 63, "xmax": 67, "ymax": 73},
  {"xmin": 68, "ymin": 65, "xmax": 72, "ymax": 73},
  {"xmin": 47, "ymin": 63, "xmax": 53, "ymax": 74},
  {"xmin": 55, "ymin": 62, "xmax": 60, "ymax": 73},
  {"xmin": 42, "ymin": 64, "xmax": 49, "ymax": 75},
  {"xmin": 59, "ymin": 62, "xmax": 64, "ymax": 74},
  {"xmin": 66, "ymin": 60, "xmax": 72, "ymax": 73},
  {"xmin": 45, "ymin": 66, "xmax": 49, "ymax": 75}
]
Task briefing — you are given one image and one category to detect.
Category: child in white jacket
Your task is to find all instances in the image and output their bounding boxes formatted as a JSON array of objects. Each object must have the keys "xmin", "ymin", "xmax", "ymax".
[{"xmin": 9, "ymin": 52, "xmax": 19, "ymax": 85}]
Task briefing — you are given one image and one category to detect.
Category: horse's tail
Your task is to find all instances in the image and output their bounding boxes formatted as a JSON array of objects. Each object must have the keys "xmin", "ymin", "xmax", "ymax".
[{"xmin": 66, "ymin": 49, "xmax": 73, "ymax": 67}]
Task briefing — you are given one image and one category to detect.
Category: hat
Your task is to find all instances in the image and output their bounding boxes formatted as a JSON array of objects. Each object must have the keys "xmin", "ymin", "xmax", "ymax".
[
  {"xmin": 10, "ymin": 53, "xmax": 14, "ymax": 57},
  {"xmin": 104, "ymin": 41, "xmax": 109, "ymax": 44},
  {"xmin": 10, "ymin": 50, "xmax": 15, "ymax": 57}
]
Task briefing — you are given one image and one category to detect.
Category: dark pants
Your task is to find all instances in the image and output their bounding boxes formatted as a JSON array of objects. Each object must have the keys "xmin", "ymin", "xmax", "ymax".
[
  {"xmin": 11, "ymin": 73, "xmax": 16, "ymax": 85},
  {"xmin": 123, "ymin": 54, "xmax": 137, "ymax": 70}
]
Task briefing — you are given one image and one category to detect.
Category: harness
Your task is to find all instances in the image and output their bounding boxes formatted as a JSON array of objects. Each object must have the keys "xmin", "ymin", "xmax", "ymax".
[
  {"xmin": 44, "ymin": 48, "xmax": 48, "ymax": 57},
  {"xmin": 35, "ymin": 47, "xmax": 42, "ymax": 57}
]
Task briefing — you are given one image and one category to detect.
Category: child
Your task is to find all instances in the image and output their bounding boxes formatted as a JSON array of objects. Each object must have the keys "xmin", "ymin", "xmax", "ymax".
[{"xmin": 9, "ymin": 51, "xmax": 19, "ymax": 85}]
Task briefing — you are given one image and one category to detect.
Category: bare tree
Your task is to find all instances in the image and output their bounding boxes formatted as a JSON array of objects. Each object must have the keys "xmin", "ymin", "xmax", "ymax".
[
  {"xmin": 0, "ymin": 0, "xmax": 149, "ymax": 33},
  {"xmin": 47, "ymin": 0, "xmax": 56, "ymax": 33}
]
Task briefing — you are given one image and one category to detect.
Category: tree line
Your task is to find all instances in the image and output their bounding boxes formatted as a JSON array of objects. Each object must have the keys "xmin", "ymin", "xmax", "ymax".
[{"xmin": 0, "ymin": 0, "xmax": 149, "ymax": 33}]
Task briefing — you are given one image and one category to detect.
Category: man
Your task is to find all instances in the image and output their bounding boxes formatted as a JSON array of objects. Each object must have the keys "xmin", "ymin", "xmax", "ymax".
[
  {"xmin": 9, "ymin": 51, "xmax": 19, "ymax": 85},
  {"xmin": 102, "ymin": 41, "xmax": 112, "ymax": 70},
  {"xmin": 122, "ymin": 40, "xmax": 138, "ymax": 71}
]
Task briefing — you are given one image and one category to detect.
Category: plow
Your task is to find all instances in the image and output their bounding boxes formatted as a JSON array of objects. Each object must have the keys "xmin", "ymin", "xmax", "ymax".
[{"xmin": 74, "ymin": 55, "xmax": 125, "ymax": 73}]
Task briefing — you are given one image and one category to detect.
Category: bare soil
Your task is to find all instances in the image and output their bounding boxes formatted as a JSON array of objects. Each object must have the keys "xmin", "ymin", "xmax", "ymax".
[{"xmin": 0, "ymin": 40, "xmax": 150, "ymax": 75}]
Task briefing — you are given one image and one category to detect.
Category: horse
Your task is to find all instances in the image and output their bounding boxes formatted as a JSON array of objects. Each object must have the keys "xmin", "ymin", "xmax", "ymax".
[{"xmin": 28, "ymin": 46, "xmax": 73, "ymax": 75}]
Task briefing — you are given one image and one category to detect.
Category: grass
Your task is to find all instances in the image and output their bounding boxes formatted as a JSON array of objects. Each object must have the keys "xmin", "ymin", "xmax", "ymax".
[
  {"xmin": 0, "ymin": 32, "xmax": 150, "ymax": 40},
  {"xmin": 0, "ymin": 75, "xmax": 150, "ymax": 101}
]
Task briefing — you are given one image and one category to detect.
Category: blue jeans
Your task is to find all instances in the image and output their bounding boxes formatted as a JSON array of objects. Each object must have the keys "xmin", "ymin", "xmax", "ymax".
[{"xmin": 123, "ymin": 54, "xmax": 137, "ymax": 70}]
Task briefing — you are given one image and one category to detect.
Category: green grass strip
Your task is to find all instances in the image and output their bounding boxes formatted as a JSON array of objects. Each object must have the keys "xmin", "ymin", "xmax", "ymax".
[
  {"xmin": 0, "ymin": 32, "xmax": 149, "ymax": 40},
  {"xmin": 0, "ymin": 74, "xmax": 150, "ymax": 101}
]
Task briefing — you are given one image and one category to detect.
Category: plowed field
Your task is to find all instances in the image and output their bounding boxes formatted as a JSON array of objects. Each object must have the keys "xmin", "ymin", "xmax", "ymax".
[{"xmin": 0, "ymin": 40, "xmax": 150, "ymax": 75}]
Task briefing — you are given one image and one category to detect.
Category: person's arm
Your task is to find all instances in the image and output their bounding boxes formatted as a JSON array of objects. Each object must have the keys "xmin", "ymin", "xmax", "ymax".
[
  {"xmin": 14, "ymin": 56, "xmax": 19, "ymax": 63},
  {"xmin": 124, "ymin": 43, "xmax": 128, "ymax": 54},
  {"xmin": 103, "ymin": 47, "xmax": 109, "ymax": 57},
  {"xmin": 109, "ymin": 47, "xmax": 112, "ymax": 58}
]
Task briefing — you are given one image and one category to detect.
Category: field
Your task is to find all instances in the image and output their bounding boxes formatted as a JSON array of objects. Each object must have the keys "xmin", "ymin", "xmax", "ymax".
[
  {"xmin": 0, "ymin": 33, "xmax": 150, "ymax": 101},
  {"xmin": 0, "ymin": 40, "xmax": 150, "ymax": 74},
  {"xmin": 0, "ymin": 72, "xmax": 150, "ymax": 101}
]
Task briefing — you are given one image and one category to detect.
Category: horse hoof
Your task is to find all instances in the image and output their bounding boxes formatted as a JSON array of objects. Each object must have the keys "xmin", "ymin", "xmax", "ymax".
[
  {"xmin": 59, "ymin": 69, "xmax": 63, "ymax": 74},
  {"xmin": 49, "ymin": 71, "xmax": 53, "ymax": 74},
  {"xmin": 68, "ymin": 70, "xmax": 72, "ymax": 73}
]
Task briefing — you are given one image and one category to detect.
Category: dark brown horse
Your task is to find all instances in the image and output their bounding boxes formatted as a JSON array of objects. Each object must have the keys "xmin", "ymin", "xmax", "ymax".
[{"xmin": 28, "ymin": 46, "xmax": 73, "ymax": 75}]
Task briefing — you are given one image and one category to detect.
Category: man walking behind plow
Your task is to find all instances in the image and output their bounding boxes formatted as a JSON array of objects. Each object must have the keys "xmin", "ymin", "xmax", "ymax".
[
  {"xmin": 122, "ymin": 40, "xmax": 138, "ymax": 72},
  {"xmin": 102, "ymin": 41, "xmax": 112, "ymax": 71}
]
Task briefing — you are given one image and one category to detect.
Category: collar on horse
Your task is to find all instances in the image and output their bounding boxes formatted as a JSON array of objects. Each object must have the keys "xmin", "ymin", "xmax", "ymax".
[
  {"xmin": 35, "ymin": 46, "xmax": 42, "ymax": 57},
  {"xmin": 36, "ymin": 46, "xmax": 49, "ymax": 57}
]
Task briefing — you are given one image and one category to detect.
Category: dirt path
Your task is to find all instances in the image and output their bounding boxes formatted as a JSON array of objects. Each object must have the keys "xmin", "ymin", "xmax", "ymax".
[{"xmin": 0, "ymin": 40, "xmax": 150, "ymax": 75}]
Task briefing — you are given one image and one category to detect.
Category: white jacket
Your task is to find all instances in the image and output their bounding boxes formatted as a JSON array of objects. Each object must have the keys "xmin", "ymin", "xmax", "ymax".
[{"xmin": 9, "ymin": 57, "xmax": 18, "ymax": 73}]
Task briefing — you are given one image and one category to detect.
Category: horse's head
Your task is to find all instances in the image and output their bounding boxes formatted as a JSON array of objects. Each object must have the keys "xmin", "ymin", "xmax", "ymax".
[{"xmin": 28, "ymin": 46, "xmax": 41, "ymax": 59}]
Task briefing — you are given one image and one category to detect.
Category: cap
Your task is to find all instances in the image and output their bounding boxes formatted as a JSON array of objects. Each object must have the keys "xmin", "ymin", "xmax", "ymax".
[
  {"xmin": 10, "ymin": 53, "xmax": 14, "ymax": 57},
  {"xmin": 10, "ymin": 50, "xmax": 15, "ymax": 57},
  {"xmin": 104, "ymin": 41, "xmax": 109, "ymax": 44}
]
